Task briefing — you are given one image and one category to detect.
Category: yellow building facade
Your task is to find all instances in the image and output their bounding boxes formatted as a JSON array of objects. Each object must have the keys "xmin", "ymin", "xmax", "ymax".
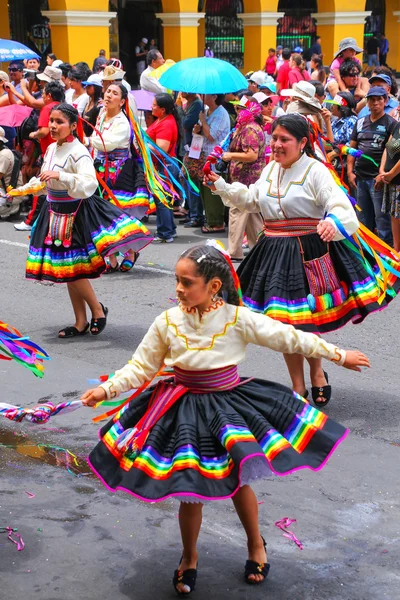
[{"xmin": 2, "ymin": 1, "xmax": 400, "ymax": 74}]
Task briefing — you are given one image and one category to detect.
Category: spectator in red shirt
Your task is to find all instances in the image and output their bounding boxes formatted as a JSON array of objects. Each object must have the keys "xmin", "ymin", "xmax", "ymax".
[
  {"xmin": 264, "ymin": 48, "xmax": 277, "ymax": 77},
  {"xmin": 288, "ymin": 53, "xmax": 311, "ymax": 87},
  {"xmin": 29, "ymin": 81, "xmax": 65, "ymax": 155},
  {"xmin": 147, "ymin": 93, "xmax": 181, "ymax": 242},
  {"xmin": 276, "ymin": 48, "xmax": 292, "ymax": 95},
  {"xmin": 146, "ymin": 93, "xmax": 179, "ymax": 157}
]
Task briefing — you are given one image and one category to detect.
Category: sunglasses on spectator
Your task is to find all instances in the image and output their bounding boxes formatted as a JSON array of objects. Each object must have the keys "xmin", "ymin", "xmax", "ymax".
[{"xmin": 8, "ymin": 67, "xmax": 21, "ymax": 72}]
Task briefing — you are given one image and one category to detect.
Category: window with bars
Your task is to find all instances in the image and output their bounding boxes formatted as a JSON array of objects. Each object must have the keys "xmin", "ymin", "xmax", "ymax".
[
  {"xmin": 277, "ymin": 1, "xmax": 317, "ymax": 53},
  {"xmin": 203, "ymin": 0, "xmax": 244, "ymax": 68}
]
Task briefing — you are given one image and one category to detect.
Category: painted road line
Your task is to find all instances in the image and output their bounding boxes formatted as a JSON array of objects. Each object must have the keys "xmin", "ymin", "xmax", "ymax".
[{"xmin": 0, "ymin": 238, "xmax": 174, "ymax": 275}]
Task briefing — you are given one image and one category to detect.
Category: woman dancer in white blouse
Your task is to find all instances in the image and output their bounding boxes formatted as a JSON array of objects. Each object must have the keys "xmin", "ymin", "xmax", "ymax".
[
  {"xmin": 88, "ymin": 83, "xmax": 152, "ymax": 272},
  {"xmin": 205, "ymin": 114, "xmax": 399, "ymax": 407}
]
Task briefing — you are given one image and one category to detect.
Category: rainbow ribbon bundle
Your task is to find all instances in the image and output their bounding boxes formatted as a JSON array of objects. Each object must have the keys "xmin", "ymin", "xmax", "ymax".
[
  {"xmin": 203, "ymin": 146, "xmax": 224, "ymax": 176},
  {"xmin": 0, "ymin": 321, "xmax": 49, "ymax": 378},
  {"xmin": 338, "ymin": 144, "xmax": 379, "ymax": 168},
  {"xmin": 0, "ymin": 400, "xmax": 82, "ymax": 424},
  {"xmin": 325, "ymin": 165, "xmax": 400, "ymax": 302},
  {"xmin": 126, "ymin": 104, "xmax": 199, "ymax": 209}
]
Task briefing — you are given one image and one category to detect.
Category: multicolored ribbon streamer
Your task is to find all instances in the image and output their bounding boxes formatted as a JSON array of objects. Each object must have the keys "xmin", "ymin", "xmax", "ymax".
[
  {"xmin": 275, "ymin": 518, "xmax": 304, "ymax": 550},
  {"xmin": 0, "ymin": 400, "xmax": 82, "ymax": 424},
  {"xmin": 0, "ymin": 321, "xmax": 49, "ymax": 378},
  {"xmin": 338, "ymin": 144, "xmax": 379, "ymax": 168}
]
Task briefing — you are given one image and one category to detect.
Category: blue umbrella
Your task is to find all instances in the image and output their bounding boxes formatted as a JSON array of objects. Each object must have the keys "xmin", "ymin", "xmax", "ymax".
[
  {"xmin": 0, "ymin": 39, "xmax": 40, "ymax": 62},
  {"xmin": 159, "ymin": 57, "xmax": 248, "ymax": 94}
]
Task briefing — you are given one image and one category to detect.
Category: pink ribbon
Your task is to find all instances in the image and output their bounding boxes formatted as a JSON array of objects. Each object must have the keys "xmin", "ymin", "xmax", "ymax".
[
  {"xmin": 275, "ymin": 517, "xmax": 303, "ymax": 550},
  {"xmin": 2, "ymin": 527, "xmax": 25, "ymax": 551}
]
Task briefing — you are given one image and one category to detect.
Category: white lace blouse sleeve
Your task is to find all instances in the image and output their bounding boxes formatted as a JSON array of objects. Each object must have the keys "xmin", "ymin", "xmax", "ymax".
[
  {"xmin": 211, "ymin": 166, "xmax": 269, "ymax": 213},
  {"xmin": 99, "ymin": 315, "xmax": 169, "ymax": 399},
  {"xmin": 57, "ymin": 150, "xmax": 98, "ymax": 198},
  {"xmin": 241, "ymin": 308, "xmax": 346, "ymax": 365},
  {"xmin": 91, "ymin": 117, "xmax": 131, "ymax": 152},
  {"xmin": 310, "ymin": 162, "xmax": 359, "ymax": 240}
]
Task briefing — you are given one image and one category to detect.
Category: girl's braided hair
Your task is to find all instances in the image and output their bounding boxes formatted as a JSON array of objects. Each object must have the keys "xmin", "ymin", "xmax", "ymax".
[
  {"xmin": 180, "ymin": 245, "xmax": 241, "ymax": 306},
  {"xmin": 50, "ymin": 103, "xmax": 79, "ymax": 124}
]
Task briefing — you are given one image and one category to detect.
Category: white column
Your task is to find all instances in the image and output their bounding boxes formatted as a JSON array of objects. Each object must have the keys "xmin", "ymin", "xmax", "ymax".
[
  {"xmin": 312, "ymin": 11, "xmax": 371, "ymax": 26},
  {"xmin": 42, "ymin": 10, "xmax": 117, "ymax": 27},
  {"xmin": 239, "ymin": 12, "xmax": 284, "ymax": 27},
  {"xmin": 155, "ymin": 12, "xmax": 205, "ymax": 28}
]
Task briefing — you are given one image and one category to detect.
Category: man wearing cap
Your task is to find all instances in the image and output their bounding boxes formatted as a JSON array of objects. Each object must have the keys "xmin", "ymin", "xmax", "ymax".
[
  {"xmin": 348, "ymin": 87, "xmax": 397, "ymax": 245},
  {"xmin": 135, "ymin": 39, "xmax": 148, "ymax": 77},
  {"xmin": 357, "ymin": 73, "xmax": 398, "ymax": 119},
  {"xmin": 92, "ymin": 49, "xmax": 107, "ymax": 74},
  {"xmin": 140, "ymin": 50, "xmax": 166, "ymax": 94},
  {"xmin": 247, "ymin": 71, "xmax": 267, "ymax": 94}
]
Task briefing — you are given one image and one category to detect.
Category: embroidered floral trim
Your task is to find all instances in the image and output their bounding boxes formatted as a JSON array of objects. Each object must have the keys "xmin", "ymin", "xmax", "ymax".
[
  {"xmin": 179, "ymin": 298, "xmax": 224, "ymax": 315},
  {"xmin": 166, "ymin": 306, "xmax": 239, "ymax": 350}
]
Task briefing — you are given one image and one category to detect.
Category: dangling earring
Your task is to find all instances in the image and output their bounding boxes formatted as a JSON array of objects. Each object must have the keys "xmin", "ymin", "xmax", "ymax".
[{"xmin": 212, "ymin": 293, "xmax": 218, "ymax": 302}]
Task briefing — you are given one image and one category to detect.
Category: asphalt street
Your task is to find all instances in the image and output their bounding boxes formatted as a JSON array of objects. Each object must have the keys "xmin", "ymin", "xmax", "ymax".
[{"xmin": 0, "ymin": 214, "xmax": 399, "ymax": 600}]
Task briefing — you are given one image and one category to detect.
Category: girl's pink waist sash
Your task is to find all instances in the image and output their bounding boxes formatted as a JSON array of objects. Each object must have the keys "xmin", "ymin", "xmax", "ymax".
[{"xmin": 115, "ymin": 365, "xmax": 251, "ymax": 456}]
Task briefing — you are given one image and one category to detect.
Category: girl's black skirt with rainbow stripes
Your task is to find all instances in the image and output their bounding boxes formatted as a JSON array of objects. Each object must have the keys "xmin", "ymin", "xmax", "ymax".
[
  {"xmin": 26, "ymin": 193, "xmax": 153, "ymax": 283},
  {"xmin": 89, "ymin": 374, "xmax": 348, "ymax": 503}
]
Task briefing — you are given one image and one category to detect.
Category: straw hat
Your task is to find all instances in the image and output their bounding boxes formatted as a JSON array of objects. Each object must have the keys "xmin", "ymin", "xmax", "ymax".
[
  {"xmin": 102, "ymin": 65, "xmax": 126, "ymax": 81},
  {"xmin": 280, "ymin": 81, "xmax": 322, "ymax": 110}
]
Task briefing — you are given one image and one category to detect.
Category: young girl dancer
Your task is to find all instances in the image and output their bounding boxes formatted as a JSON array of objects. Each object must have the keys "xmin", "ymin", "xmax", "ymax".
[
  {"xmin": 82, "ymin": 243, "xmax": 369, "ymax": 594},
  {"xmin": 9, "ymin": 104, "xmax": 153, "ymax": 338}
]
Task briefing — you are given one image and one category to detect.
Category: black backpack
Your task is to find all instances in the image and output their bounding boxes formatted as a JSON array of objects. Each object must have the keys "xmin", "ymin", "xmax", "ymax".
[{"xmin": 19, "ymin": 109, "xmax": 40, "ymax": 141}]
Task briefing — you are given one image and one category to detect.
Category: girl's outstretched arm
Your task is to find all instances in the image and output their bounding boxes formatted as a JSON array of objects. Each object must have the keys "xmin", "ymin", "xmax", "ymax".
[{"xmin": 242, "ymin": 309, "xmax": 370, "ymax": 369}]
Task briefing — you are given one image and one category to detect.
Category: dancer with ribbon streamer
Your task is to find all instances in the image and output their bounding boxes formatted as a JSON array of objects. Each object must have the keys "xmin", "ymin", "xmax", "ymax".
[
  {"xmin": 87, "ymin": 83, "xmax": 154, "ymax": 272},
  {"xmin": 7, "ymin": 104, "xmax": 153, "ymax": 339},
  {"xmin": 80, "ymin": 240, "xmax": 369, "ymax": 593},
  {"xmin": 206, "ymin": 114, "xmax": 400, "ymax": 408}
]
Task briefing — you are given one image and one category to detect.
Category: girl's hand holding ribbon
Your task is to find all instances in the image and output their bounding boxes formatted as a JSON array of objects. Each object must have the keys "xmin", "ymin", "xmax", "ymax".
[
  {"xmin": 81, "ymin": 387, "xmax": 107, "ymax": 407},
  {"xmin": 203, "ymin": 171, "xmax": 220, "ymax": 191}
]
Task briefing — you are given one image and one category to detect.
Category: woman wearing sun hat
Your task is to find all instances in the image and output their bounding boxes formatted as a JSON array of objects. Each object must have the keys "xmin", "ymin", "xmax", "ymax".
[{"xmin": 281, "ymin": 81, "xmax": 323, "ymax": 130}]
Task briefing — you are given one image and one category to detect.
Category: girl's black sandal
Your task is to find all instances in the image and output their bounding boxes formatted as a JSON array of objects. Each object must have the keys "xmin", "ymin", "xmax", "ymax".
[
  {"xmin": 173, "ymin": 556, "xmax": 197, "ymax": 596},
  {"xmin": 244, "ymin": 536, "xmax": 270, "ymax": 585},
  {"xmin": 311, "ymin": 371, "xmax": 331, "ymax": 408}
]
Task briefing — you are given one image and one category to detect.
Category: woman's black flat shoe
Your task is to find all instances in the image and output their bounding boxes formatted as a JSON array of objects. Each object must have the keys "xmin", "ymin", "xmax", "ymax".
[
  {"xmin": 104, "ymin": 262, "xmax": 119, "ymax": 274},
  {"xmin": 90, "ymin": 303, "xmax": 108, "ymax": 336},
  {"xmin": 311, "ymin": 371, "xmax": 331, "ymax": 408},
  {"xmin": 173, "ymin": 556, "xmax": 197, "ymax": 596},
  {"xmin": 58, "ymin": 323, "xmax": 89, "ymax": 338},
  {"xmin": 244, "ymin": 536, "xmax": 270, "ymax": 585}
]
